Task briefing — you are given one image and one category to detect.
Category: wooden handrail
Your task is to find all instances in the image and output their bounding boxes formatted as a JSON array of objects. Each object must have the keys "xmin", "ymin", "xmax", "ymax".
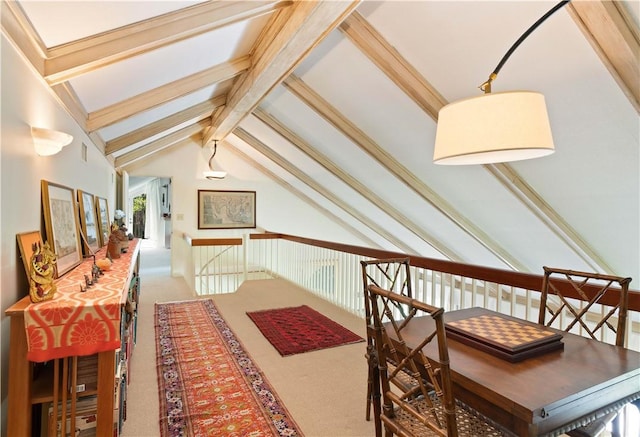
[
  {"xmin": 183, "ymin": 231, "xmax": 638, "ymax": 311},
  {"xmin": 182, "ymin": 232, "xmax": 242, "ymax": 247},
  {"xmin": 253, "ymin": 232, "xmax": 640, "ymax": 312}
]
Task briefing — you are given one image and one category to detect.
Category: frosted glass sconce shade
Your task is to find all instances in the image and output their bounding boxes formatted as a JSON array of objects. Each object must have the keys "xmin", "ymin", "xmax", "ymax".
[{"xmin": 31, "ymin": 127, "xmax": 73, "ymax": 156}]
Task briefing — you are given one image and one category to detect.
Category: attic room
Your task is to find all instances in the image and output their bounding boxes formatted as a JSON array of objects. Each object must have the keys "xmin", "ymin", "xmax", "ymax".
[{"xmin": 1, "ymin": 1, "xmax": 639, "ymax": 436}]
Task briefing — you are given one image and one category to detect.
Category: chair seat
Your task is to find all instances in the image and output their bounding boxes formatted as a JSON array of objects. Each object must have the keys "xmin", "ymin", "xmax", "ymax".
[
  {"xmin": 388, "ymin": 394, "xmax": 514, "ymax": 437},
  {"xmin": 565, "ymin": 411, "xmax": 614, "ymax": 437}
]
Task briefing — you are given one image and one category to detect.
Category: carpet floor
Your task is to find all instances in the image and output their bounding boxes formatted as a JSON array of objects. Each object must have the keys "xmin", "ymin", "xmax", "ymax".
[
  {"xmin": 156, "ymin": 299, "xmax": 302, "ymax": 436},
  {"xmin": 121, "ymin": 244, "xmax": 375, "ymax": 437}
]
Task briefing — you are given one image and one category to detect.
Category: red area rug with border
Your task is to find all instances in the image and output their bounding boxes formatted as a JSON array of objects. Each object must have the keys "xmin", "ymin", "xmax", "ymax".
[
  {"xmin": 155, "ymin": 299, "xmax": 303, "ymax": 437},
  {"xmin": 246, "ymin": 305, "xmax": 364, "ymax": 356}
]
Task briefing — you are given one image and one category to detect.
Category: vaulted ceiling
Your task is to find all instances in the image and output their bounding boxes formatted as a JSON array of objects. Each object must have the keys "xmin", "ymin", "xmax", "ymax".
[{"xmin": 3, "ymin": 0, "xmax": 639, "ymax": 281}]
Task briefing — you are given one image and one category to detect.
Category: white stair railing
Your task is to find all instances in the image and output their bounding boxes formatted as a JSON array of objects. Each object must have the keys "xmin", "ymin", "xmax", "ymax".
[{"xmin": 178, "ymin": 232, "xmax": 640, "ymax": 351}]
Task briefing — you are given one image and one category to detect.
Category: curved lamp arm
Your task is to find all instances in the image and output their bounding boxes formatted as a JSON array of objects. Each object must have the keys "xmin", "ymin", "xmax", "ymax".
[{"xmin": 480, "ymin": 0, "xmax": 570, "ymax": 93}]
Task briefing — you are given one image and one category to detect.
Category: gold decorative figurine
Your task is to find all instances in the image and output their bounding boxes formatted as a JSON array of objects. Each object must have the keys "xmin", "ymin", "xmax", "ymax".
[{"xmin": 29, "ymin": 241, "xmax": 57, "ymax": 303}]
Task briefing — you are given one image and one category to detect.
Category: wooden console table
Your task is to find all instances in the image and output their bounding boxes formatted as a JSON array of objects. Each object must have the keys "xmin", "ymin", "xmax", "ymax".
[{"xmin": 6, "ymin": 239, "xmax": 140, "ymax": 437}]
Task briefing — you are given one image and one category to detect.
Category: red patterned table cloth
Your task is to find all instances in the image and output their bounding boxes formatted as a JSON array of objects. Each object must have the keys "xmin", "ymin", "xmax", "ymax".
[{"xmin": 23, "ymin": 239, "xmax": 140, "ymax": 362}]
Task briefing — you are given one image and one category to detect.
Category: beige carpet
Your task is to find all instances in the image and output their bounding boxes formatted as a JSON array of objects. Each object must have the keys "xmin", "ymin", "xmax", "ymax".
[{"xmin": 120, "ymin": 244, "xmax": 375, "ymax": 437}]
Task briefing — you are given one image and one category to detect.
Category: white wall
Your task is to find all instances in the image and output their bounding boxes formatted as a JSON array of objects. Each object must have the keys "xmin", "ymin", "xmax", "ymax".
[
  {"xmin": 125, "ymin": 140, "xmax": 372, "ymax": 274},
  {"xmin": 0, "ymin": 35, "xmax": 116, "ymax": 434}
]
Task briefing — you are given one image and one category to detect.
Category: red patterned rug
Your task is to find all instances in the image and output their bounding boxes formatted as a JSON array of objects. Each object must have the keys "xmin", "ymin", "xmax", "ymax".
[
  {"xmin": 155, "ymin": 299, "xmax": 303, "ymax": 437},
  {"xmin": 246, "ymin": 305, "xmax": 364, "ymax": 356}
]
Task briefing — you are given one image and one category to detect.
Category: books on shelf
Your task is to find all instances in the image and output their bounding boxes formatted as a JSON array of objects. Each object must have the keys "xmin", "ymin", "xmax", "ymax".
[
  {"xmin": 69, "ymin": 354, "xmax": 99, "ymax": 393},
  {"xmin": 46, "ymin": 395, "xmax": 97, "ymax": 437}
]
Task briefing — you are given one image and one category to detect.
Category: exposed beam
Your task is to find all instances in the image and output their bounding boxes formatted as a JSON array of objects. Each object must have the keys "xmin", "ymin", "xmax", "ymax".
[
  {"xmin": 343, "ymin": 13, "xmax": 617, "ymax": 274},
  {"xmin": 339, "ymin": 11, "xmax": 447, "ymax": 120},
  {"xmin": 252, "ymin": 109, "xmax": 463, "ymax": 261},
  {"xmin": 203, "ymin": 0, "xmax": 360, "ymax": 145},
  {"xmin": 486, "ymin": 163, "xmax": 617, "ymax": 274},
  {"xmin": 42, "ymin": 1, "xmax": 291, "ymax": 85},
  {"xmin": 118, "ymin": 138, "xmax": 194, "ymax": 171},
  {"xmin": 87, "ymin": 56, "xmax": 250, "ymax": 132},
  {"xmin": 283, "ymin": 74, "xmax": 528, "ymax": 271},
  {"xmin": 568, "ymin": 1, "xmax": 640, "ymax": 113},
  {"xmin": 105, "ymin": 97, "xmax": 224, "ymax": 155},
  {"xmin": 115, "ymin": 120, "xmax": 207, "ymax": 168},
  {"xmin": 1, "ymin": 1, "xmax": 47, "ymax": 74},
  {"xmin": 234, "ymin": 127, "xmax": 417, "ymax": 255},
  {"xmin": 225, "ymin": 137, "xmax": 381, "ymax": 249}
]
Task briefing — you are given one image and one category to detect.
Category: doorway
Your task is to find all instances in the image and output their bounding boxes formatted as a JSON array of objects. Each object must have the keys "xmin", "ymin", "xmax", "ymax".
[{"xmin": 132, "ymin": 194, "xmax": 146, "ymax": 238}]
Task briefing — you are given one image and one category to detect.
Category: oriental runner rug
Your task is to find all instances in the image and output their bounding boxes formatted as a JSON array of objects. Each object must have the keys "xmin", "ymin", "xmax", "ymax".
[
  {"xmin": 246, "ymin": 305, "xmax": 364, "ymax": 357},
  {"xmin": 155, "ymin": 299, "xmax": 303, "ymax": 437}
]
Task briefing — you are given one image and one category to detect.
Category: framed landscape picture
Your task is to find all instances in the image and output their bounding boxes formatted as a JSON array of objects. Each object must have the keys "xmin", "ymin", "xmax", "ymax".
[
  {"xmin": 198, "ymin": 190, "xmax": 256, "ymax": 230},
  {"xmin": 41, "ymin": 180, "xmax": 83, "ymax": 277},
  {"xmin": 95, "ymin": 196, "xmax": 110, "ymax": 247},
  {"xmin": 77, "ymin": 189, "xmax": 100, "ymax": 255}
]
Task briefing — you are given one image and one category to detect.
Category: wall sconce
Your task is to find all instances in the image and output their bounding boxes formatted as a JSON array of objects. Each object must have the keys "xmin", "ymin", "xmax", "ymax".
[
  {"xmin": 433, "ymin": 1, "xmax": 569, "ymax": 165},
  {"xmin": 203, "ymin": 140, "xmax": 227, "ymax": 180},
  {"xmin": 31, "ymin": 126, "xmax": 73, "ymax": 156}
]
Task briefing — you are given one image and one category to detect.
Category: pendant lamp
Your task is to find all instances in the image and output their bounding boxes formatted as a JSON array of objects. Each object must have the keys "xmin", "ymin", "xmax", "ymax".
[
  {"xmin": 203, "ymin": 140, "xmax": 227, "ymax": 180},
  {"xmin": 433, "ymin": 1, "xmax": 569, "ymax": 165}
]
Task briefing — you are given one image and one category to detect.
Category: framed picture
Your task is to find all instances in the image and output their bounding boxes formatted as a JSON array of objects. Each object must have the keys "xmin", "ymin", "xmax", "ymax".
[
  {"xmin": 198, "ymin": 190, "xmax": 256, "ymax": 229},
  {"xmin": 41, "ymin": 180, "xmax": 83, "ymax": 277},
  {"xmin": 77, "ymin": 190, "xmax": 100, "ymax": 255},
  {"xmin": 16, "ymin": 230, "xmax": 43, "ymax": 280},
  {"xmin": 95, "ymin": 196, "xmax": 110, "ymax": 247}
]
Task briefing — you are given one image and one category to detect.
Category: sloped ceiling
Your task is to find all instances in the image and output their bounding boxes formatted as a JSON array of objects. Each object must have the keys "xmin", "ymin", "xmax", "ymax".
[{"xmin": 3, "ymin": 0, "xmax": 639, "ymax": 281}]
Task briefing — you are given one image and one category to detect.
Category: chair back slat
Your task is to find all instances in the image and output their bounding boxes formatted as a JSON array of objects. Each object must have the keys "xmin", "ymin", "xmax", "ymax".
[
  {"xmin": 368, "ymin": 284, "xmax": 457, "ymax": 437},
  {"xmin": 539, "ymin": 266, "xmax": 632, "ymax": 347},
  {"xmin": 360, "ymin": 257, "xmax": 414, "ymax": 435}
]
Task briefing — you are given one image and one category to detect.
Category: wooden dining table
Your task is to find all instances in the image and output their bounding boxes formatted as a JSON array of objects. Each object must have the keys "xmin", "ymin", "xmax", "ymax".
[{"xmin": 398, "ymin": 307, "xmax": 640, "ymax": 436}]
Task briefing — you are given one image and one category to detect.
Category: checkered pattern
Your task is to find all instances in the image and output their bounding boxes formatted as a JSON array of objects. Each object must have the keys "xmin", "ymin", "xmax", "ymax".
[{"xmin": 447, "ymin": 315, "xmax": 557, "ymax": 348}]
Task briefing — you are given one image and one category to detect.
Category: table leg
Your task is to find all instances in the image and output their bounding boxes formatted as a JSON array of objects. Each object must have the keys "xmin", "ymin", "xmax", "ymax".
[
  {"xmin": 96, "ymin": 350, "xmax": 115, "ymax": 436},
  {"xmin": 7, "ymin": 313, "xmax": 33, "ymax": 437}
]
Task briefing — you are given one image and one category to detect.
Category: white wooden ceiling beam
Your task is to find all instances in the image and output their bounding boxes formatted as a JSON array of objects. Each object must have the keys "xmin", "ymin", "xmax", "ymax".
[
  {"xmin": 203, "ymin": 0, "xmax": 360, "ymax": 145},
  {"xmin": 234, "ymin": 126, "xmax": 417, "ymax": 255},
  {"xmin": 339, "ymin": 11, "xmax": 447, "ymax": 121},
  {"xmin": 283, "ymin": 74, "xmax": 529, "ymax": 271},
  {"xmin": 343, "ymin": 12, "xmax": 617, "ymax": 274},
  {"xmin": 105, "ymin": 97, "xmax": 224, "ymax": 155},
  {"xmin": 252, "ymin": 108, "xmax": 463, "ymax": 261},
  {"xmin": 225, "ymin": 137, "xmax": 381, "ymax": 249},
  {"xmin": 87, "ymin": 56, "xmax": 250, "ymax": 131},
  {"xmin": 115, "ymin": 120, "xmax": 207, "ymax": 168},
  {"xmin": 486, "ymin": 163, "xmax": 616, "ymax": 273},
  {"xmin": 568, "ymin": 1, "xmax": 640, "ymax": 113},
  {"xmin": 42, "ymin": 1, "xmax": 292, "ymax": 85}
]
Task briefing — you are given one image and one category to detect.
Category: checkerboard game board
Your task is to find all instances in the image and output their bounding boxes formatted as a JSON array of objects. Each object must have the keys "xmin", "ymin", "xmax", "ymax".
[{"xmin": 445, "ymin": 313, "xmax": 564, "ymax": 362}]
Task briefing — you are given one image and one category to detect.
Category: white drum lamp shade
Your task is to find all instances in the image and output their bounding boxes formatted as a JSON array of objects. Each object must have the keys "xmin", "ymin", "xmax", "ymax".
[{"xmin": 433, "ymin": 91, "xmax": 554, "ymax": 165}]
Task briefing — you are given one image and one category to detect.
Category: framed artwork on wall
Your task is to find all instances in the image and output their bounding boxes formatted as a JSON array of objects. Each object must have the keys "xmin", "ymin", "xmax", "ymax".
[
  {"xmin": 197, "ymin": 190, "xmax": 256, "ymax": 230},
  {"xmin": 95, "ymin": 196, "xmax": 110, "ymax": 247},
  {"xmin": 41, "ymin": 180, "xmax": 83, "ymax": 277},
  {"xmin": 77, "ymin": 190, "xmax": 100, "ymax": 255},
  {"xmin": 16, "ymin": 230, "xmax": 43, "ymax": 280}
]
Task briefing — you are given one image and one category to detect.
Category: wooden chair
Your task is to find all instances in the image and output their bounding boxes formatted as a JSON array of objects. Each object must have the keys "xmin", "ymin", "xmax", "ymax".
[
  {"xmin": 539, "ymin": 266, "xmax": 631, "ymax": 346},
  {"xmin": 538, "ymin": 266, "xmax": 633, "ymax": 437},
  {"xmin": 361, "ymin": 257, "xmax": 413, "ymax": 434},
  {"xmin": 367, "ymin": 284, "xmax": 512, "ymax": 437}
]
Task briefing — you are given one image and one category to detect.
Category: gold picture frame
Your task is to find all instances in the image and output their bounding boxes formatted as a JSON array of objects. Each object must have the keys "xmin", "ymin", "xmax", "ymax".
[
  {"xmin": 16, "ymin": 230, "xmax": 43, "ymax": 280},
  {"xmin": 197, "ymin": 190, "xmax": 256, "ymax": 230},
  {"xmin": 77, "ymin": 189, "xmax": 100, "ymax": 255},
  {"xmin": 95, "ymin": 196, "xmax": 110, "ymax": 247},
  {"xmin": 41, "ymin": 180, "xmax": 82, "ymax": 277}
]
